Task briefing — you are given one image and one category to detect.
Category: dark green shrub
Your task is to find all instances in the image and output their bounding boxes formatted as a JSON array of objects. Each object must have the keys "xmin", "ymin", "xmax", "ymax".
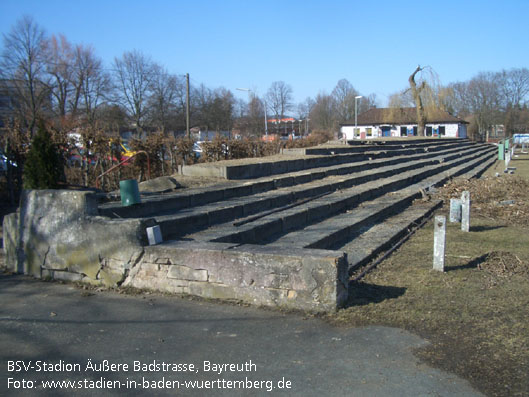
[{"xmin": 23, "ymin": 122, "xmax": 63, "ymax": 189}]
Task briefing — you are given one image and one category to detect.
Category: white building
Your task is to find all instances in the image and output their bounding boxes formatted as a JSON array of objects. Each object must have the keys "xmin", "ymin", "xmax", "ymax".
[{"xmin": 340, "ymin": 107, "xmax": 468, "ymax": 140}]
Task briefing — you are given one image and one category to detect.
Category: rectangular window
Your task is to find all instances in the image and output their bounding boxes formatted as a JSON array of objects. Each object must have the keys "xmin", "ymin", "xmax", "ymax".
[
  {"xmin": 354, "ymin": 128, "xmax": 360, "ymax": 136},
  {"xmin": 413, "ymin": 126, "xmax": 418, "ymax": 136},
  {"xmin": 439, "ymin": 126, "xmax": 446, "ymax": 136},
  {"xmin": 426, "ymin": 126, "xmax": 433, "ymax": 136},
  {"xmin": 400, "ymin": 126, "xmax": 407, "ymax": 137},
  {"xmin": 366, "ymin": 128, "xmax": 372, "ymax": 137}
]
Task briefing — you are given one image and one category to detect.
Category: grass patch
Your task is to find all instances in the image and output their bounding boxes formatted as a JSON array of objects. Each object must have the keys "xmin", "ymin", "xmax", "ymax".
[{"xmin": 327, "ymin": 149, "xmax": 529, "ymax": 396}]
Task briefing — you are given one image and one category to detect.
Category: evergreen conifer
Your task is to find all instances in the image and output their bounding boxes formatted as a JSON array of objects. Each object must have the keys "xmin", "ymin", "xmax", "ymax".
[{"xmin": 23, "ymin": 122, "xmax": 63, "ymax": 189}]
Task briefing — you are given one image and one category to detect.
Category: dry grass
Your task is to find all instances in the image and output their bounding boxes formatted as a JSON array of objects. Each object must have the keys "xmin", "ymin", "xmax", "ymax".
[{"xmin": 327, "ymin": 149, "xmax": 529, "ymax": 396}]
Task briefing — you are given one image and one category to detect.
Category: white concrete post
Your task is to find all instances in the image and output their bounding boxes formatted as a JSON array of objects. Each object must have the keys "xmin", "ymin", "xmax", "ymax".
[
  {"xmin": 449, "ymin": 199, "xmax": 462, "ymax": 223},
  {"xmin": 461, "ymin": 191, "xmax": 470, "ymax": 232},
  {"xmin": 433, "ymin": 215, "xmax": 446, "ymax": 272}
]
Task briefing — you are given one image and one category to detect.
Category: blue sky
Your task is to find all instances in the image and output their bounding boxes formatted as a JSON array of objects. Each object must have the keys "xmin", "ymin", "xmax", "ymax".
[{"xmin": 1, "ymin": 0, "xmax": 528, "ymax": 108}]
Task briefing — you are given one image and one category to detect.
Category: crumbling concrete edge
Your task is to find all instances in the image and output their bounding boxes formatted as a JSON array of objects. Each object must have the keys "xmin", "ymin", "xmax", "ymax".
[{"xmin": 123, "ymin": 241, "xmax": 348, "ymax": 312}]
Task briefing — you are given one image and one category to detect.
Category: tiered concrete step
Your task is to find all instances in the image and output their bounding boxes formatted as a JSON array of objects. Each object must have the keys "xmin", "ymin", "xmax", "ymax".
[
  {"xmin": 147, "ymin": 145, "xmax": 494, "ymax": 241},
  {"xmin": 91, "ymin": 140, "xmax": 497, "ymax": 311},
  {"xmin": 181, "ymin": 146, "xmax": 495, "ymax": 248},
  {"xmin": 341, "ymin": 152, "xmax": 497, "ymax": 272},
  {"xmin": 181, "ymin": 139, "xmax": 472, "ymax": 179},
  {"xmin": 282, "ymin": 138, "xmax": 467, "ymax": 156},
  {"xmin": 99, "ymin": 142, "xmax": 488, "ymax": 220},
  {"xmin": 270, "ymin": 150, "xmax": 495, "ymax": 249}
]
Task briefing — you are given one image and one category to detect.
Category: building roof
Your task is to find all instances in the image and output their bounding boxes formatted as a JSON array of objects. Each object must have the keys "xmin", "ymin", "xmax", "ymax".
[{"xmin": 342, "ymin": 107, "xmax": 468, "ymax": 126}]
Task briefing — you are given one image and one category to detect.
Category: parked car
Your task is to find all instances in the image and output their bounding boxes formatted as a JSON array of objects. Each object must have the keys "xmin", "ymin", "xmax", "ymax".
[{"xmin": 0, "ymin": 151, "xmax": 17, "ymax": 174}]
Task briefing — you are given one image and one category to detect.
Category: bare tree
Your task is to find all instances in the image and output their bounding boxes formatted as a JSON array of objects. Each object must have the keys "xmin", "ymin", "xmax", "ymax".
[
  {"xmin": 43, "ymin": 36, "xmax": 110, "ymax": 128},
  {"xmin": 246, "ymin": 95, "xmax": 265, "ymax": 137},
  {"xmin": 192, "ymin": 83, "xmax": 213, "ymax": 131},
  {"xmin": 76, "ymin": 44, "xmax": 111, "ymax": 126},
  {"xmin": 408, "ymin": 65, "xmax": 428, "ymax": 136},
  {"xmin": 331, "ymin": 78, "xmax": 359, "ymax": 123},
  {"xmin": 148, "ymin": 65, "xmax": 180, "ymax": 133},
  {"xmin": 497, "ymin": 67, "xmax": 529, "ymax": 108},
  {"xmin": 466, "ymin": 72, "xmax": 502, "ymax": 139},
  {"xmin": 113, "ymin": 50, "xmax": 155, "ymax": 139},
  {"xmin": 209, "ymin": 88, "xmax": 235, "ymax": 133},
  {"xmin": 266, "ymin": 81, "xmax": 293, "ymax": 121},
  {"xmin": 45, "ymin": 34, "xmax": 74, "ymax": 120},
  {"xmin": 1, "ymin": 15, "xmax": 50, "ymax": 135},
  {"xmin": 309, "ymin": 93, "xmax": 336, "ymax": 133},
  {"xmin": 443, "ymin": 82, "xmax": 471, "ymax": 117}
]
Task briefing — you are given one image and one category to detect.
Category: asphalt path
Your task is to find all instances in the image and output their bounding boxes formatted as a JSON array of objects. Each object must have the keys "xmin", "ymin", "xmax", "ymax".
[{"xmin": 0, "ymin": 273, "xmax": 483, "ymax": 396}]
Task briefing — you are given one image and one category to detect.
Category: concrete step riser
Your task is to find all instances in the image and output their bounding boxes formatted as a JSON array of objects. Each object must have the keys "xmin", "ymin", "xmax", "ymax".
[
  {"xmin": 281, "ymin": 150, "xmax": 496, "ymax": 252},
  {"xmin": 345, "ymin": 201, "xmax": 443, "ymax": 274},
  {"xmin": 306, "ymin": 195, "xmax": 417, "ymax": 250},
  {"xmin": 284, "ymin": 139, "xmax": 469, "ymax": 155},
  {"xmin": 322, "ymin": 145, "xmax": 490, "ymax": 182},
  {"xmin": 204, "ymin": 150, "xmax": 494, "ymax": 246},
  {"xmin": 305, "ymin": 141, "xmax": 471, "ymax": 155},
  {"xmin": 158, "ymin": 148, "xmax": 493, "ymax": 240},
  {"xmin": 271, "ymin": 143, "xmax": 474, "ymax": 176},
  {"xmin": 100, "ymin": 144, "xmax": 493, "ymax": 219}
]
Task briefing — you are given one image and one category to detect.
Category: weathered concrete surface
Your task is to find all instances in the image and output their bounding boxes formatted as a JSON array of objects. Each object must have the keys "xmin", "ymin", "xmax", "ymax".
[
  {"xmin": 124, "ymin": 241, "xmax": 348, "ymax": 312},
  {"xmin": 138, "ymin": 176, "xmax": 181, "ymax": 193},
  {"xmin": 182, "ymin": 139, "xmax": 473, "ymax": 180},
  {"xmin": 3, "ymin": 190, "xmax": 151, "ymax": 287},
  {"xmin": 0, "ymin": 273, "xmax": 485, "ymax": 396}
]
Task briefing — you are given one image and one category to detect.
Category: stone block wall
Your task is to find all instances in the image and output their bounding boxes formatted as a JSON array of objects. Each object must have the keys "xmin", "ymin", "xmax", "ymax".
[
  {"xmin": 123, "ymin": 241, "xmax": 348, "ymax": 312},
  {"xmin": 3, "ymin": 190, "xmax": 153, "ymax": 286}
]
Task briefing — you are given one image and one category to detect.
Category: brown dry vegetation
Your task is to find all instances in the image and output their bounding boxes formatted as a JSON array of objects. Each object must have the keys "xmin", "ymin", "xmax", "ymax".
[{"xmin": 327, "ymin": 150, "xmax": 529, "ymax": 396}]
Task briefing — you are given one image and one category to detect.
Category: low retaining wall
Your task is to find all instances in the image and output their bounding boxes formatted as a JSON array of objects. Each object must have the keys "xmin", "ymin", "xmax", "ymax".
[
  {"xmin": 3, "ymin": 190, "xmax": 347, "ymax": 312},
  {"xmin": 124, "ymin": 242, "xmax": 348, "ymax": 312}
]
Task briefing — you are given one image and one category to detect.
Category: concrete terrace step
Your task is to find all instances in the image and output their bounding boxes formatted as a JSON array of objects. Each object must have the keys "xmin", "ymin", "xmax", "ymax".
[
  {"xmin": 282, "ymin": 138, "xmax": 468, "ymax": 156},
  {"xmin": 339, "ymin": 153, "xmax": 496, "ymax": 274},
  {"xmin": 180, "ymin": 140, "xmax": 475, "ymax": 180},
  {"xmin": 98, "ymin": 142, "xmax": 490, "ymax": 219},
  {"xmin": 346, "ymin": 137, "xmax": 466, "ymax": 147},
  {"xmin": 266, "ymin": 149, "xmax": 492, "ymax": 253},
  {"xmin": 151, "ymin": 146, "xmax": 494, "ymax": 240},
  {"xmin": 181, "ymin": 147, "xmax": 495, "ymax": 246},
  {"xmin": 342, "ymin": 200, "xmax": 443, "ymax": 272}
]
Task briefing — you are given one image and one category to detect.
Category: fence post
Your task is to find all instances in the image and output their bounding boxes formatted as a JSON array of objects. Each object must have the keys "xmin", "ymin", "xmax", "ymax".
[
  {"xmin": 433, "ymin": 215, "xmax": 446, "ymax": 272},
  {"xmin": 449, "ymin": 199, "xmax": 462, "ymax": 223},
  {"xmin": 498, "ymin": 141, "xmax": 505, "ymax": 160},
  {"xmin": 461, "ymin": 191, "xmax": 470, "ymax": 232}
]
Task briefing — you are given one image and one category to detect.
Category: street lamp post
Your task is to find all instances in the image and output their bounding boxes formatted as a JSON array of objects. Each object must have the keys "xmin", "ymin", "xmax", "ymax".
[
  {"xmin": 355, "ymin": 95, "xmax": 363, "ymax": 140},
  {"xmin": 264, "ymin": 102, "xmax": 268, "ymax": 138},
  {"xmin": 298, "ymin": 119, "xmax": 302, "ymax": 137}
]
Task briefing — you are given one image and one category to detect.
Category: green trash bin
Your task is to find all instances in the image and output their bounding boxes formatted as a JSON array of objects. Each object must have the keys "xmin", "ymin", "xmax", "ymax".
[{"xmin": 120, "ymin": 179, "xmax": 141, "ymax": 206}]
